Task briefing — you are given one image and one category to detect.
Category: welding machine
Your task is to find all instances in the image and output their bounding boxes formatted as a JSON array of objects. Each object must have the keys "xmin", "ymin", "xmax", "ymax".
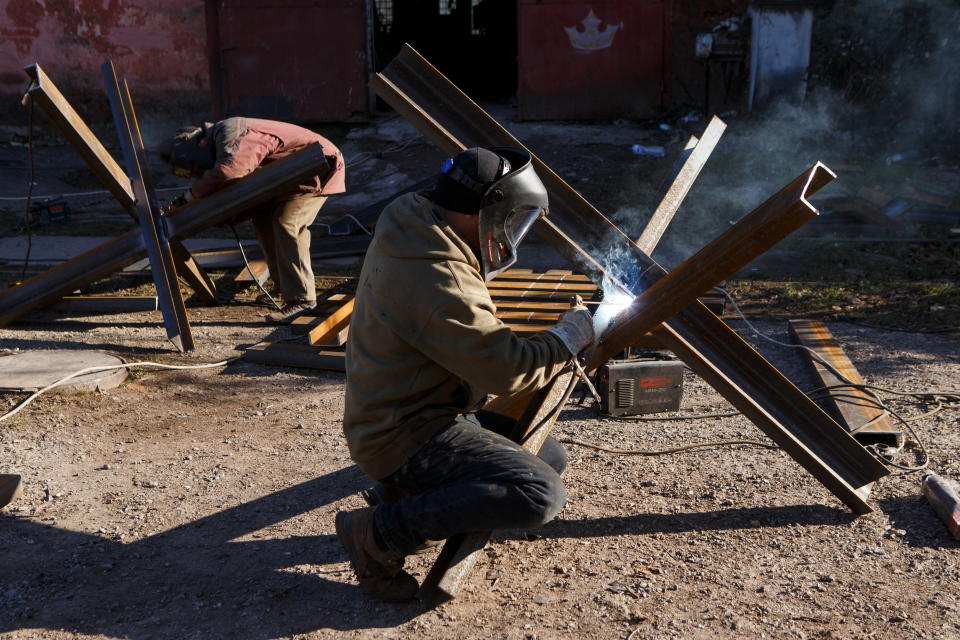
[
  {"xmin": 597, "ymin": 357, "xmax": 684, "ymax": 416},
  {"xmin": 25, "ymin": 198, "xmax": 71, "ymax": 226}
]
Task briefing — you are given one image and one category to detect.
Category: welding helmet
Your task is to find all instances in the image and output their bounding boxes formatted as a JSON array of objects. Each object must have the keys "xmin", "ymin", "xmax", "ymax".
[
  {"xmin": 158, "ymin": 126, "xmax": 214, "ymax": 179},
  {"xmin": 434, "ymin": 147, "xmax": 548, "ymax": 281}
]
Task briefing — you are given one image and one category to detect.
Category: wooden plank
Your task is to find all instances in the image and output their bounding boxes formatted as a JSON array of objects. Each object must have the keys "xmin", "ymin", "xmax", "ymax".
[
  {"xmin": 503, "ymin": 323, "xmax": 556, "ymax": 334},
  {"xmin": 489, "ymin": 300, "xmax": 579, "ymax": 312},
  {"xmin": 485, "ymin": 289, "xmax": 589, "ymax": 301},
  {"xmin": 494, "ymin": 271, "xmax": 592, "ymax": 283},
  {"xmin": 789, "ymin": 319, "xmax": 904, "ymax": 449},
  {"xmin": 289, "ymin": 293, "xmax": 353, "ymax": 334},
  {"xmin": 52, "ymin": 296, "xmax": 159, "ymax": 313},
  {"xmin": 310, "ymin": 316, "xmax": 351, "ymax": 347},
  {"xmin": 483, "ymin": 280, "xmax": 596, "ymax": 293},
  {"xmin": 307, "ymin": 297, "xmax": 355, "ymax": 345},
  {"xmin": 243, "ymin": 343, "xmax": 345, "ymax": 371}
]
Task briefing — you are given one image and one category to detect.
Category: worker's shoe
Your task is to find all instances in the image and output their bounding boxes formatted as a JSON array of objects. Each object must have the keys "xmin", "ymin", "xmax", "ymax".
[
  {"xmin": 264, "ymin": 300, "xmax": 316, "ymax": 324},
  {"xmin": 360, "ymin": 484, "xmax": 443, "ymax": 554},
  {"xmin": 335, "ymin": 506, "xmax": 419, "ymax": 602}
]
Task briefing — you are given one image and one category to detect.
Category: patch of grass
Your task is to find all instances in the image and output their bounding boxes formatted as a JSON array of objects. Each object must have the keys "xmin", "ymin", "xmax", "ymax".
[{"xmin": 727, "ymin": 279, "xmax": 960, "ymax": 331}]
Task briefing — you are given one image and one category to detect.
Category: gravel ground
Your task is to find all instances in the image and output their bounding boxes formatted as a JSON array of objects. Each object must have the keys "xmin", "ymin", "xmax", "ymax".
[
  {"xmin": 1, "ymin": 306, "xmax": 958, "ymax": 640},
  {"xmin": 1, "ymin": 111, "xmax": 959, "ymax": 640}
]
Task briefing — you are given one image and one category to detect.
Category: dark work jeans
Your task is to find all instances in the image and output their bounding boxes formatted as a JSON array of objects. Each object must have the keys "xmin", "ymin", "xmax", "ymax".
[{"xmin": 373, "ymin": 410, "xmax": 567, "ymax": 556}]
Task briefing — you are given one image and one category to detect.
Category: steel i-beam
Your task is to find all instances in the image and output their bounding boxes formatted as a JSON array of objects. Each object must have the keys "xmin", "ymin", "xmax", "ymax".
[
  {"xmin": 102, "ymin": 62, "xmax": 193, "ymax": 352},
  {"xmin": 0, "ymin": 145, "xmax": 331, "ymax": 328},
  {"xmin": 23, "ymin": 63, "xmax": 217, "ymax": 304}
]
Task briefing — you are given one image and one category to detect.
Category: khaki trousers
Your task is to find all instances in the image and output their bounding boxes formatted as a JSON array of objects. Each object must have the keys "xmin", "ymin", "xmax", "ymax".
[{"xmin": 251, "ymin": 196, "xmax": 326, "ymax": 303}]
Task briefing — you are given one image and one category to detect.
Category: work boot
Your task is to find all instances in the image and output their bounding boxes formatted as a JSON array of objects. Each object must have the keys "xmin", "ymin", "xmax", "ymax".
[
  {"xmin": 360, "ymin": 484, "xmax": 443, "ymax": 554},
  {"xmin": 335, "ymin": 506, "xmax": 419, "ymax": 602},
  {"xmin": 264, "ymin": 299, "xmax": 316, "ymax": 324}
]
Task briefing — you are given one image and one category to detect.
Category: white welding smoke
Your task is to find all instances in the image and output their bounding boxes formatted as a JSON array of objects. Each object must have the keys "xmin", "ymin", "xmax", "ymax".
[{"xmin": 592, "ymin": 272, "xmax": 634, "ymax": 336}]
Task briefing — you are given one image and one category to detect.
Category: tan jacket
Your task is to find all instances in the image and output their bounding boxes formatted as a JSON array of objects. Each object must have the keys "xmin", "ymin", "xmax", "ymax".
[{"xmin": 343, "ymin": 192, "xmax": 570, "ymax": 479}]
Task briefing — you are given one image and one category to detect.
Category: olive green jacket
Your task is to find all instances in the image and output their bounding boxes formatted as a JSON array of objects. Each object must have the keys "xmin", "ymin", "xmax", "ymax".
[{"xmin": 343, "ymin": 192, "xmax": 569, "ymax": 479}]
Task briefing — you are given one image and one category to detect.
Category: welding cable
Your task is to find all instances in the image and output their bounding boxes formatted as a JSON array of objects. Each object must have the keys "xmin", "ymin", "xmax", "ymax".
[
  {"xmin": 313, "ymin": 213, "xmax": 374, "ymax": 237},
  {"xmin": 229, "ymin": 223, "xmax": 282, "ymax": 311},
  {"xmin": 716, "ymin": 286, "xmax": 953, "ymax": 472},
  {"xmin": 558, "ymin": 437, "xmax": 779, "ymax": 457},
  {"xmin": 0, "ymin": 357, "xmax": 240, "ymax": 424},
  {"xmin": 19, "ymin": 91, "xmax": 35, "ymax": 282},
  {"xmin": 571, "ymin": 357, "xmax": 603, "ymax": 406},
  {"xmin": 604, "ymin": 410, "xmax": 741, "ymax": 421}
]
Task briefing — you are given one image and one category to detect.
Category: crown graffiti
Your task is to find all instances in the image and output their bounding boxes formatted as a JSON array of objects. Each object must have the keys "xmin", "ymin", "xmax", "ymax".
[{"xmin": 564, "ymin": 9, "xmax": 624, "ymax": 52}]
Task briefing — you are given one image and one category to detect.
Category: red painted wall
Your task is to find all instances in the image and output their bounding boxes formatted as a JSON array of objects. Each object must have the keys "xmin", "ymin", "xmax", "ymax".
[
  {"xmin": 518, "ymin": 0, "xmax": 671, "ymax": 120},
  {"xmin": 0, "ymin": 0, "xmax": 208, "ymax": 99}
]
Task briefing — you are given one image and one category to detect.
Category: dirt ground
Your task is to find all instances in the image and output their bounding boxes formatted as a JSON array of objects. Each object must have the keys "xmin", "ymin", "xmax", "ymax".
[{"xmin": 1, "ymin": 109, "xmax": 959, "ymax": 640}]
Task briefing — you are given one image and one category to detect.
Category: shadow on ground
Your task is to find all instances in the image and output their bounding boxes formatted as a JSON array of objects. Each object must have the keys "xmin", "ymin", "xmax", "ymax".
[{"xmin": 0, "ymin": 467, "xmax": 422, "ymax": 638}]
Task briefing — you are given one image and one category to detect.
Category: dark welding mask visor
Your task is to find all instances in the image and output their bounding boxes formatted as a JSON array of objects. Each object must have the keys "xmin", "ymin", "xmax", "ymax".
[
  {"xmin": 479, "ymin": 204, "xmax": 545, "ymax": 281},
  {"xmin": 475, "ymin": 147, "xmax": 549, "ymax": 281}
]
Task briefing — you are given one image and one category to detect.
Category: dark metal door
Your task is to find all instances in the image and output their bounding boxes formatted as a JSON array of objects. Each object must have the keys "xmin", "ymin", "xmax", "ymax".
[{"xmin": 207, "ymin": 0, "xmax": 369, "ymax": 122}]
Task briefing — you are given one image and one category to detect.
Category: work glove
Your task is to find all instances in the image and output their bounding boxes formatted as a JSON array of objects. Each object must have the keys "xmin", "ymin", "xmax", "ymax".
[{"xmin": 546, "ymin": 305, "xmax": 595, "ymax": 356}]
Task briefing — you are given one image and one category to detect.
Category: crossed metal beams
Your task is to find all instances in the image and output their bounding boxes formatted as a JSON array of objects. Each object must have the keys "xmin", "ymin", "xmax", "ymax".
[
  {"xmin": 22, "ymin": 63, "xmax": 217, "ymax": 305},
  {"xmin": 101, "ymin": 61, "xmax": 193, "ymax": 351},
  {"xmin": 2, "ymin": 62, "xmax": 332, "ymax": 351},
  {"xmin": 372, "ymin": 44, "xmax": 890, "ymax": 602},
  {"xmin": 0, "ymin": 145, "xmax": 332, "ymax": 341}
]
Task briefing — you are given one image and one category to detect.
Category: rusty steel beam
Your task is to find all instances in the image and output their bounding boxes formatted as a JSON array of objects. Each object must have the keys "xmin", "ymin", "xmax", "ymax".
[
  {"xmin": 636, "ymin": 116, "xmax": 727, "ymax": 255},
  {"xmin": 789, "ymin": 320, "xmax": 904, "ymax": 449},
  {"xmin": 374, "ymin": 46, "xmax": 885, "ymax": 504},
  {"xmin": 373, "ymin": 45, "xmax": 888, "ymax": 529},
  {"xmin": 586, "ymin": 162, "xmax": 836, "ymax": 369},
  {"xmin": 0, "ymin": 144, "xmax": 331, "ymax": 327},
  {"xmin": 22, "ymin": 63, "xmax": 217, "ymax": 305},
  {"xmin": 103, "ymin": 63, "xmax": 193, "ymax": 352}
]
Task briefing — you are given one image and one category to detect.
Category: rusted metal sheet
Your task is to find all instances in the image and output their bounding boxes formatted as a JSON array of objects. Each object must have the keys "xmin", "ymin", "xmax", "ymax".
[
  {"xmin": 206, "ymin": 0, "xmax": 368, "ymax": 121},
  {"xmin": 0, "ymin": 144, "xmax": 331, "ymax": 328},
  {"xmin": 636, "ymin": 116, "xmax": 727, "ymax": 255},
  {"xmin": 22, "ymin": 63, "xmax": 217, "ymax": 305},
  {"xmin": 103, "ymin": 62, "xmax": 194, "ymax": 352},
  {"xmin": 788, "ymin": 320, "xmax": 904, "ymax": 449},
  {"xmin": 373, "ymin": 44, "xmax": 888, "ymax": 511},
  {"xmin": 517, "ymin": 0, "xmax": 671, "ymax": 120}
]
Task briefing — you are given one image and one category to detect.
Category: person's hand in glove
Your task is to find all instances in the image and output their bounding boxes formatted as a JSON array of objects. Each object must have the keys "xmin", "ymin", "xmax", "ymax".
[{"xmin": 546, "ymin": 304, "xmax": 595, "ymax": 356}]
